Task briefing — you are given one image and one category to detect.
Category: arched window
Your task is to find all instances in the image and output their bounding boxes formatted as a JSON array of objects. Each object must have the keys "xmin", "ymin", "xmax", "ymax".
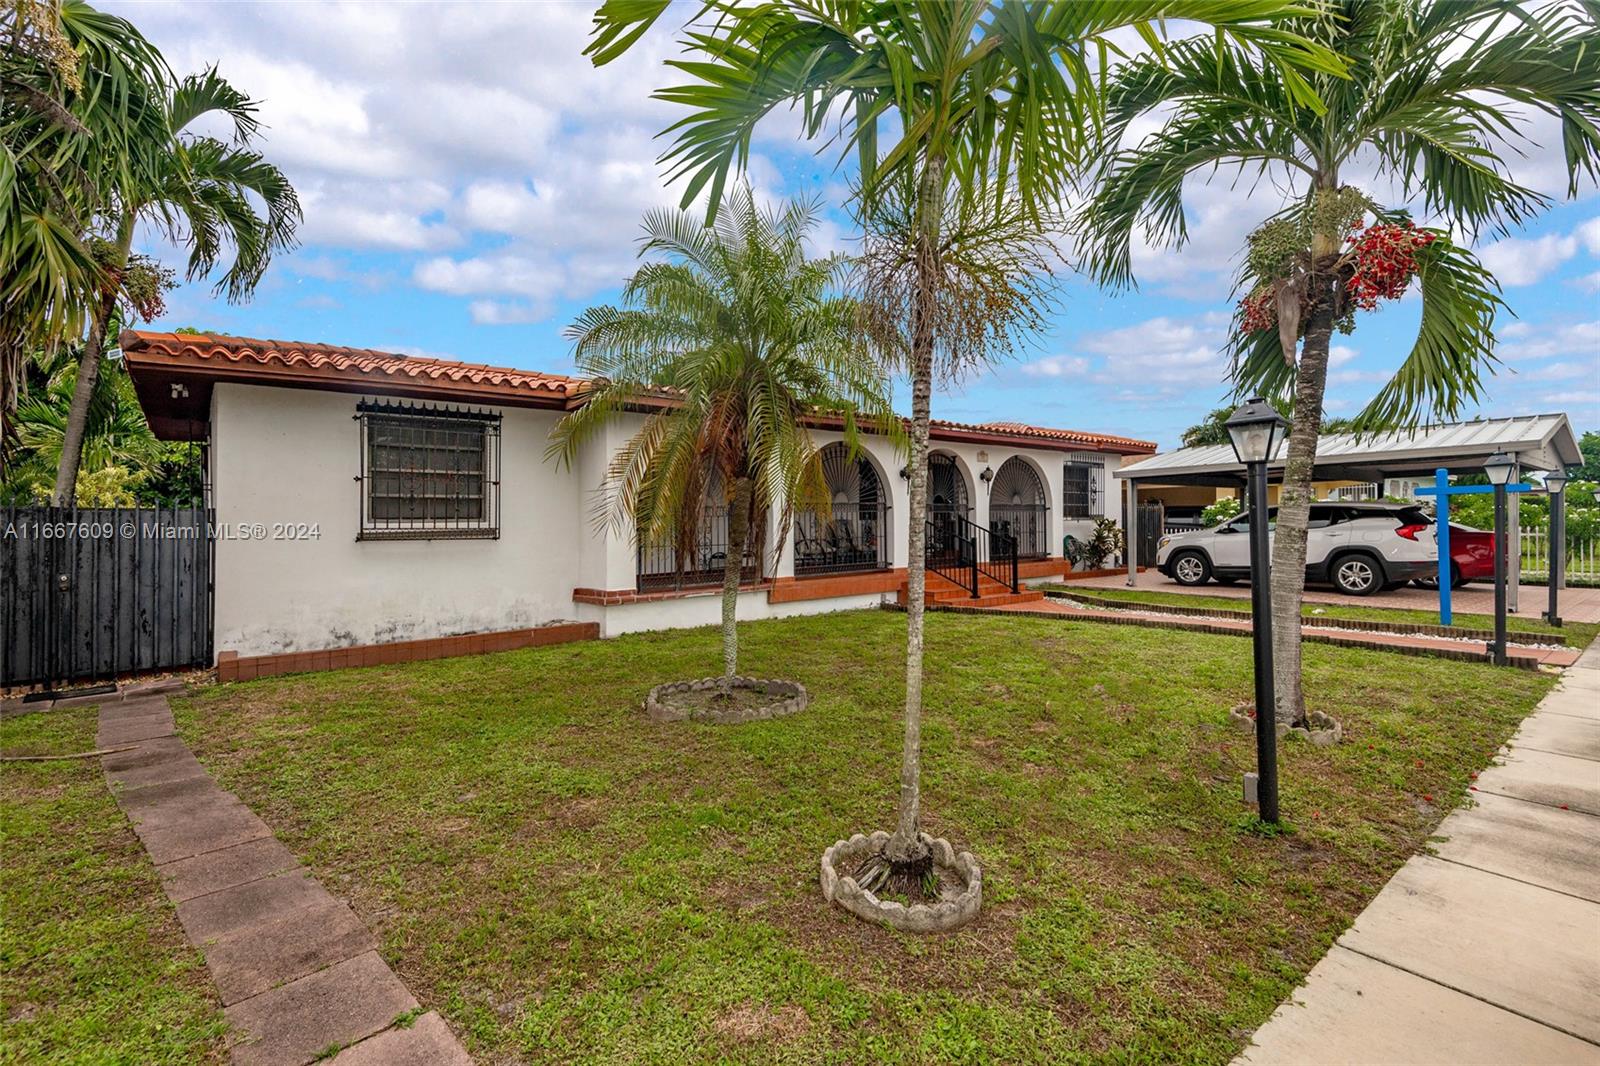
[
  {"xmin": 929, "ymin": 452, "xmax": 970, "ymax": 513},
  {"xmin": 990, "ymin": 457, "xmax": 1048, "ymax": 558}
]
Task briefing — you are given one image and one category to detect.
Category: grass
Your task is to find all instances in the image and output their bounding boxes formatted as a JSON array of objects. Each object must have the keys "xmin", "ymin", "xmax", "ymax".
[
  {"xmin": 0, "ymin": 706, "xmax": 228, "ymax": 1064},
  {"xmin": 1045, "ymin": 585, "xmax": 1600, "ymax": 646},
  {"xmin": 166, "ymin": 608, "xmax": 1558, "ymax": 1064}
]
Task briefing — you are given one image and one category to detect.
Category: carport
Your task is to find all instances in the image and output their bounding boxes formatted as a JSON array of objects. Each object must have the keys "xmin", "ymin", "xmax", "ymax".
[{"xmin": 1114, "ymin": 413, "xmax": 1582, "ymax": 613}]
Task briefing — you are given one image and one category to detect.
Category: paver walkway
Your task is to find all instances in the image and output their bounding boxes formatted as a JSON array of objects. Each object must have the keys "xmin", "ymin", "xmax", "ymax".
[
  {"xmin": 1234, "ymin": 641, "xmax": 1600, "ymax": 1065},
  {"xmin": 96, "ymin": 684, "xmax": 471, "ymax": 1066},
  {"xmin": 977, "ymin": 596, "xmax": 1582, "ymax": 667}
]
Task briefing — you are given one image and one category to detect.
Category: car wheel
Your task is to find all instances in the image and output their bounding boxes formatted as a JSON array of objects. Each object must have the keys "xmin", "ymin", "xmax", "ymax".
[
  {"xmin": 1171, "ymin": 550, "xmax": 1211, "ymax": 586},
  {"xmin": 1332, "ymin": 554, "xmax": 1382, "ymax": 596}
]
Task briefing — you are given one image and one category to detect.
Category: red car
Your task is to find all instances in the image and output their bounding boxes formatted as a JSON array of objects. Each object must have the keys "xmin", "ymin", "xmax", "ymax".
[{"xmin": 1412, "ymin": 523, "xmax": 1494, "ymax": 589}]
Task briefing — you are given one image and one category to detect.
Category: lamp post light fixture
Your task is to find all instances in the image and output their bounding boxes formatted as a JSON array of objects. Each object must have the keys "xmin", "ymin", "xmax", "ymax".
[
  {"xmin": 1544, "ymin": 468, "xmax": 1570, "ymax": 628},
  {"xmin": 1484, "ymin": 450, "xmax": 1515, "ymax": 665},
  {"xmin": 979, "ymin": 466, "xmax": 994, "ymax": 491},
  {"xmin": 1225, "ymin": 397, "xmax": 1289, "ymax": 824}
]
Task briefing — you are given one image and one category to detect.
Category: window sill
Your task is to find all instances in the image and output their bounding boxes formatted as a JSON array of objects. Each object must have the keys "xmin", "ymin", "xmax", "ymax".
[{"xmin": 358, "ymin": 528, "xmax": 499, "ymax": 541}]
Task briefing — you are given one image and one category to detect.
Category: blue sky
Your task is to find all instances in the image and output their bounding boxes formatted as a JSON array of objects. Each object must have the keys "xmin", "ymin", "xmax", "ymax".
[{"xmin": 114, "ymin": 2, "xmax": 1599, "ymax": 450}]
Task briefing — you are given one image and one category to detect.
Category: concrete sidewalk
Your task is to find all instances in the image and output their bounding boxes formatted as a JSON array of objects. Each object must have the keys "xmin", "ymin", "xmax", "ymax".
[{"xmin": 1236, "ymin": 643, "xmax": 1600, "ymax": 1065}]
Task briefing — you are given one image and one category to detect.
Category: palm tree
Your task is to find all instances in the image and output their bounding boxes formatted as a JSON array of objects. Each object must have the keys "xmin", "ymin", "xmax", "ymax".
[
  {"xmin": 1079, "ymin": 0, "xmax": 1600, "ymax": 726},
  {"xmin": 2, "ymin": 332, "xmax": 174, "ymax": 504},
  {"xmin": 51, "ymin": 65, "xmax": 300, "ymax": 503},
  {"xmin": 589, "ymin": 0, "xmax": 1343, "ymax": 882},
  {"xmin": 549, "ymin": 189, "xmax": 896, "ymax": 682},
  {"xmin": 1, "ymin": 0, "xmax": 168, "ymax": 447}
]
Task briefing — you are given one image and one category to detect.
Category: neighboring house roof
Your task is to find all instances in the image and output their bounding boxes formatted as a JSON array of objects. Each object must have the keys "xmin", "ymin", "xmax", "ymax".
[
  {"xmin": 1116, "ymin": 413, "xmax": 1580, "ymax": 485},
  {"xmin": 121, "ymin": 328, "xmax": 1155, "ymax": 455}
]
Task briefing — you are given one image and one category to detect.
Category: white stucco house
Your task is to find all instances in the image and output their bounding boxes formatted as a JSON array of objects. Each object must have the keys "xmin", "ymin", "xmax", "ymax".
[{"xmin": 123, "ymin": 330, "xmax": 1155, "ymax": 678}]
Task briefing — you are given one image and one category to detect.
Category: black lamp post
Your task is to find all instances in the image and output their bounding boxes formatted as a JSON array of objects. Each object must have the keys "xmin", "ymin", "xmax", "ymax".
[
  {"xmin": 1225, "ymin": 397, "xmax": 1289, "ymax": 823},
  {"xmin": 1544, "ymin": 469, "xmax": 1569, "ymax": 628},
  {"xmin": 1484, "ymin": 450, "xmax": 1515, "ymax": 666}
]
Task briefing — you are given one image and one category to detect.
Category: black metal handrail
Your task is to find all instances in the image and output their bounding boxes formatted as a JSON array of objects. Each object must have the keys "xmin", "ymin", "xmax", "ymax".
[
  {"xmin": 795, "ymin": 501, "xmax": 888, "ymax": 576},
  {"xmin": 973, "ymin": 518, "xmax": 1020, "ymax": 592},
  {"xmin": 924, "ymin": 511, "xmax": 1018, "ymax": 597},
  {"xmin": 926, "ymin": 515, "xmax": 977, "ymax": 596},
  {"xmin": 990, "ymin": 503, "xmax": 1048, "ymax": 559}
]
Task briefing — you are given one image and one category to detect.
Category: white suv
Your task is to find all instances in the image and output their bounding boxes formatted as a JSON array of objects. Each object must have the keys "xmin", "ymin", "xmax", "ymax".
[{"xmin": 1155, "ymin": 502, "xmax": 1438, "ymax": 596}]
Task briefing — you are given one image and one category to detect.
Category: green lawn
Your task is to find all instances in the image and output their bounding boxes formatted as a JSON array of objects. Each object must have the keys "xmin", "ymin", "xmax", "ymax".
[
  {"xmin": 168, "ymin": 609, "xmax": 1555, "ymax": 1064},
  {"xmin": 0, "ymin": 706, "xmax": 228, "ymax": 1064},
  {"xmin": 1045, "ymin": 585, "xmax": 1600, "ymax": 646}
]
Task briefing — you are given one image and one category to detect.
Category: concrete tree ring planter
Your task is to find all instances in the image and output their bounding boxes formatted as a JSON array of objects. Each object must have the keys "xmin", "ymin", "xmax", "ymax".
[
  {"xmin": 819, "ymin": 830, "xmax": 982, "ymax": 933},
  {"xmin": 644, "ymin": 676, "xmax": 810, "ymax": 724},
  {"xmin": 1279, "ymin": 710, "xmax": 1344, "ymax": 748},
  {"xmin": 1228, "ymin": 701, "xmax": 1257, "ymax": 733}
]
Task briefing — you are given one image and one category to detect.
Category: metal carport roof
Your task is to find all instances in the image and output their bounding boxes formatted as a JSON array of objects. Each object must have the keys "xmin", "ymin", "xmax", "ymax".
[{"xmin": 1114, "ymin": 413, "xmax": 1581, "ymax": 487}]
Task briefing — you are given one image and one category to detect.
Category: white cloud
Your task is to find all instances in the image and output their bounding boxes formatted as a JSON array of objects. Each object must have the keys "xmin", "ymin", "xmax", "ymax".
[
  {"xmin": 1575, "ymin": 270, "xmax": 1600, "ymax": 294},
  {"xmin": 468, "ymin": 300, "xmax": 548, "ymax": 326},
  {"xmin": 1523, "ymin": 361, "xmax": 1593, "ymax": 381},
  {"xmin": 1578, "ymin": 217, "xmax": 1600, "ymax": 255},
  {"xmin": 413, "ymin": 253, "xmax": 563, "ymax": 298},
  {"xmin": 1498, "ymin": 320, "xmax": 1600, "ymax": 362},
  {"xmin": 1477, "ymin": 232, "xmax": 1579, "ymax": 286},
  {"xmin": 1019, "ymin": 355, "xmax": 1090, "ymax": 378},
  {"xmin": 108, "ymin": 0, "xmax": 693, "ymax": 309}
]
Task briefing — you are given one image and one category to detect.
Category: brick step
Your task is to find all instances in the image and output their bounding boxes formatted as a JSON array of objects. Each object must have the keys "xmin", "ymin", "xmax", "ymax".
[{"xmin": 897, "ymin": 579, "xmax": 1044, "ymax": 609}]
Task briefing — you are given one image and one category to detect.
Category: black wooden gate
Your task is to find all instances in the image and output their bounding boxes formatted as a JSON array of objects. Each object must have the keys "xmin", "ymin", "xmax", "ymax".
[
  {"xmin": 1, "ymin": 506, "xmax": 214, "ymax": 692},
  {"xmin": 1136, "ymin": 502, "xmax": 1165, "ymax": 566}
]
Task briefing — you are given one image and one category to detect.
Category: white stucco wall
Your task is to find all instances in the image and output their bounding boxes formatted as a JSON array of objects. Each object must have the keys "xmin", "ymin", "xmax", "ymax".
[
  {"xmin": 210, "ymin": 383, "xmax": 583, "ymax": 658},
  {"xmin": 207, "ymin": 383, "xmax": 1127, "ymax": 658}
]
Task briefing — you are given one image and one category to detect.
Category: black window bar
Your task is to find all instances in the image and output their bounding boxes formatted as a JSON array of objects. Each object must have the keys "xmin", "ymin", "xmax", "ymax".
[
  {"xmin": 795, "ymin": 501, "xmax": 890, "ymax": 575},
  {"xmin": 355, "ymin": 399, "xmax": 501, "ymax": 540},
  {"xmin": 1063, "ymin": 462, "xmax": 1101, "ymax": 519},
  {"xmin": 636, "ymin": 507, "xmax": 761, "ymax": 592}
]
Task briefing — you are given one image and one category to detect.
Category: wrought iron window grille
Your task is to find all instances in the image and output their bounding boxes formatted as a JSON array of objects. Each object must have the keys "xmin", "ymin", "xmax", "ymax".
[
  {"xmin": 1063, "ymin": 462, "xmax": 1101, "ymax": 519},
  {"xmin": 355, "ymin": 399, "xmax": 501, "ymax": 541}
]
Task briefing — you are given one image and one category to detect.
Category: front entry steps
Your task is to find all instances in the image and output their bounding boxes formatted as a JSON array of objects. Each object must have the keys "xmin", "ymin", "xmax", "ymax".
[{"xmin": 897, "ymin": 572, "xmax": 1045, "ymax": 609}]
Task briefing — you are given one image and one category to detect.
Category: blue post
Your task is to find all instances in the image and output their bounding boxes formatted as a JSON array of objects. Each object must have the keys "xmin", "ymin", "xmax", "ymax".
[
  {"xmin": 1417, "ymin": 473, "xmax": 1537, "ymax": 627},
  {"xmin": 1433, "ymin": 468, "xmax": 1453, "ymax": 625}
]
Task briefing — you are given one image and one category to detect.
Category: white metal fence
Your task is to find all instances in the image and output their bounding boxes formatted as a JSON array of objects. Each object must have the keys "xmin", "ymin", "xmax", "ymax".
[{"xmin": 1519, "ymin": 527, "xmax": 1600, "ymax": 581}]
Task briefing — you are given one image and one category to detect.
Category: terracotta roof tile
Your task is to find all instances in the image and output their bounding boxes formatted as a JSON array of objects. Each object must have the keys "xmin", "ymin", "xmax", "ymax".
[
  {"xmin": 934, "ymin": 419, "xmax": 1157, "ymax": 453},
  {"xmin": 119, "ymin": 330, "xmax": 586, "ymax": 402},
  {"xmin": 120, "ymin": 329, "xmax": 1155, "ymax": 454}
]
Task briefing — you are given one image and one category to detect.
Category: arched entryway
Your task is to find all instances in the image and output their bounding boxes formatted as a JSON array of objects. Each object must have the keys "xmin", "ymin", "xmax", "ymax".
[
  {"xmin": 990, "ymin": 457, "xmax": 1048, "ymax": 558},
  {"xmin": 794, "ymin": 443, "xmax": 891, "ymax": 575},
  {"xmin": 927, "ymin": 451, "xmax": 972, "ymax": 557}
]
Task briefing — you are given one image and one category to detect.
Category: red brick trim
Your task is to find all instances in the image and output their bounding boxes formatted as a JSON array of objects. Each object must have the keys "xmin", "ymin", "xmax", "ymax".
[
  {"xmin": 215, "ymin": 622, "xmax": 598, "ymax": 682},
  {"xmin": 571, "ymin": 582, "xmax": 773, "ymax": 606},
  {"xmin": 767, "ymin": 569, "xmax": 907, "ymax": 603}
]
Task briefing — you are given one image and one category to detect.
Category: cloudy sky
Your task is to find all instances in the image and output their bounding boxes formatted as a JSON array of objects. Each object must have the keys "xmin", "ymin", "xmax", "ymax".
[{"xmin": 112, "ymin": 1, "xmax": 1599, "ymax": 449}]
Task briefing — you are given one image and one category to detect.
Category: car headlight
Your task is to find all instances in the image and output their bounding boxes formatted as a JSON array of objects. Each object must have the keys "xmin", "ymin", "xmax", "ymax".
[{"xmin": 1158, "ymin": 536, "xmax": 1170, "ymax": 549}]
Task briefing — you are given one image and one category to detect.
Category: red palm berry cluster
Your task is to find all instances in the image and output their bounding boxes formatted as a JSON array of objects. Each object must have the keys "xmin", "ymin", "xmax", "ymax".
[
  {"xmin": 1239, "ymin": 288, "xmax": 1276, "ymax": 332},
  {"xmin": 1343, "ymin": 221, "xmax": 1435, "ymax": 310}
]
